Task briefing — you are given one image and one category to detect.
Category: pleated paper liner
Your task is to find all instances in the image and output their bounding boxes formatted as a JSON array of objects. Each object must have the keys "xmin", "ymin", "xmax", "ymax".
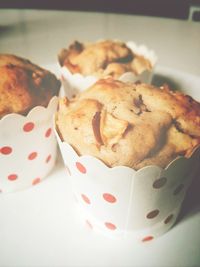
[
  {"xmin": 55, "ymin": 125, "xmax": 200, "ymax": 241},
  {"xmin": 0, "ymin": 96, "xmax": 58, "ymax": 193}
]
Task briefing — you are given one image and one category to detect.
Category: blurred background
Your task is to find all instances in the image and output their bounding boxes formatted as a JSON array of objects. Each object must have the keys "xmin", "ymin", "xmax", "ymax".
[
  {"xmin": 0, "ymin": 0, "xmax": 199, "ymax": 73},
  {"xmin": 0, "ymin": 0, "xmax": 200, "ymax": 21}
]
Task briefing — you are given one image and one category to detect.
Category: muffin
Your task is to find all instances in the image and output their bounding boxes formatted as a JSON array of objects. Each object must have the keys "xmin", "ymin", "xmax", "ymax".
[
  {"xmin": 55, "ymin": 78, "xmax": 200, "ymax": 240},
  {"xmin": 58, "ymin": 40, "xmax": 157, "ymax": 95},
  {"xmin": 0, "ymin": 54, "xmax": 60, "ymax": 118},
  {"xmin": 59, "ymin": 40, "xmax": 154, "ymax": 78},
  {"xmin": 56, "ymin": 78, "xmax": 200, "ymax": 170},
  {"xmin": 0, "ymin": 54, "xmax": 61, "ymax": 193}
]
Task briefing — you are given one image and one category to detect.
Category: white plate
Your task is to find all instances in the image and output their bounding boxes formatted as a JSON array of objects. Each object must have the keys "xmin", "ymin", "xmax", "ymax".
[
  {"xmin": 0, "ymin": 65, "xmax": 200, "ymax": 267},
  {"xmin": 153, "ymin": 65, "xmax": 200, "ymax": 101}
]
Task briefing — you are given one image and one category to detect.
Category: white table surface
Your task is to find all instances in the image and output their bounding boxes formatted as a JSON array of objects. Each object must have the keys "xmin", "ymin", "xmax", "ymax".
[{"xmin": 0, "ymin": 9, "xmax": 200, "ymax": 267}]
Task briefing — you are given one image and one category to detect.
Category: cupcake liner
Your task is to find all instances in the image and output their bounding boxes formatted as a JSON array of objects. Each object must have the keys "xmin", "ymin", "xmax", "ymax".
[
  {"xmin": 60, "ymin": 41, "xmax": 157, "ymax": 97},
  {"xmin": 55, "ymin": 125, "xmax": 200, "ymax": 241},
  {"xmin": 0, "ymin": 96, "xmax": 58, "ymax": 193}
]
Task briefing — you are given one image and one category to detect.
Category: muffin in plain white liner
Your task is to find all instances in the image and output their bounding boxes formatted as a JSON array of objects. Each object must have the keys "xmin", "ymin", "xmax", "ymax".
[
  {"xmin": 58, "ymin": 40, "xmax": 157, "ymax": 97},
  {"xmin": 54, "ymin": 78, "xmax": 200, "ymax": 241},
  {"xmin": 0, "ymin": 96, "xmax": 58, "ymax": 193},
  {"xmin": 55, "ymin": 127, "xmax": 200, "ymax": 241}
]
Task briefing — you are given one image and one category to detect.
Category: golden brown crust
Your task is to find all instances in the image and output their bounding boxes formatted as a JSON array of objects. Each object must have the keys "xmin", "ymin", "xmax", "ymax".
[
  {"xmin": 58, "ymin": 40, "xmax": 152, "ymax": 78},
  {"xmin": 0, "ymin": 54, "xmax": 61, "ymax": 118},
  {"xmin": 56, "ymin": 79, "xmax": 200, "ymax": 169}
]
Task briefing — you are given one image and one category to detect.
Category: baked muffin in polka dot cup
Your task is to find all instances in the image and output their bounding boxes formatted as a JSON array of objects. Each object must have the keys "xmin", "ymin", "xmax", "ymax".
[
  {"xmin": 55, "ymin": 78, "xmax": 200, "ymax": 241},
  {"xmin": 58, "ymin": 39, "xmax": 157, "ymax": 98},
  {"xmin": 0, "ymin": 54, "xmax": 61, "ymax": 193}
]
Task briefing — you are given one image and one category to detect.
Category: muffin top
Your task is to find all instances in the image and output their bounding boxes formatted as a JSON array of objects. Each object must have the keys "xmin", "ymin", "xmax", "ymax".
[
  {"xmin": 56, "ymin": 78, "xmax": 200, "ymax": 170},
  {"xmin": 58, "ymin": 40, "xmax": 152, "ymax": 78},
  {"xmin": 0, "ymin": 54, "xmax": 61, "ymax": 118}
]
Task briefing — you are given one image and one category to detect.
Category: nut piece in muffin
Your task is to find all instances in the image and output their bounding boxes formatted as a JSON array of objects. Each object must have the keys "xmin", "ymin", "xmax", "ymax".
[
  {"xmin": 58, "ymin": 40, "xmax": 152, "ymax": 79},
  {"xmin": 0, "ymin": 54, "xmax": 61, "ymax": 118},
  {"xmin": 56, "ymin": 79, "xmax": 200, "ymax": 170}
]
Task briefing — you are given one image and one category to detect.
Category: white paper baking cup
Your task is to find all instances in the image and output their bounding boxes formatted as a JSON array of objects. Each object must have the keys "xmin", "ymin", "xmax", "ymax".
[
  {"xmin": 55, "ymin": 126, "xmax": 200, "ymax": 241},
  {"xmin": 0, "ymin": 96, "xmax": 58, "ymax": 193},
  {"xmin": 60, "ymin": 41, "xmax": 157, "ymax": 98}
]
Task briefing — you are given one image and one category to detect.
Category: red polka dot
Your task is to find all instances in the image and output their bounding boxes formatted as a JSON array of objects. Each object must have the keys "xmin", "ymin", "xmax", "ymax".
[
  {"xmin": 28, "ymin": 152, "xmax": 38, "ymax": 160},
  {"xmin": 8, "ymin": 174, "xmax": 18, "ymax": 181},
  {"xmin": 86, "ymin": 220, "xmax": 93, "ymax": 229},
  {"xmin": 173, "ymin": 184, "xmax": 184, "ymax": 195},
  {"xmin": 153, "ymin": 177, "xmax": 167, "ymax": 189},
  {"xmin": 23, "ymin": 122, "xmax": 35, "ymax": 132},
  {"xmin": 164, "ymin": 214, "xmax": 174, "ymax": 224},
  {"xmin": 103, "ymin": 193, "xmax": 117, "ymax": 203},
  {"xmin": 81, "ymin": 194, "xmax": 91, "ymax": 204},
  {"xmin": 32, "ymin": 178, "xmax": 41, "ymax": 185},
  {"xmin": 142, "ymin": 236, "xmax": 154, "ymax": 242},
  {"xmin": 1, "ymin": 146, "xmax": 12, "ymax": 155},
  {"xmin": 76, "ymin": 162, "xmax": 86, "ymax": 174},
  {"xmin": 146, "ymin": 209, "xmax": 160, "ymax": 219},
  {"xmin": 45, "ymin": 128, "xmax": 52, "ymax": 138},
  {"xmin": 105, "ymin": 222, "xmax": 117, "ymax": 230},
  {"xmin": 46, "ymin": 154, "xmax": 52, "ymax": 163}
]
